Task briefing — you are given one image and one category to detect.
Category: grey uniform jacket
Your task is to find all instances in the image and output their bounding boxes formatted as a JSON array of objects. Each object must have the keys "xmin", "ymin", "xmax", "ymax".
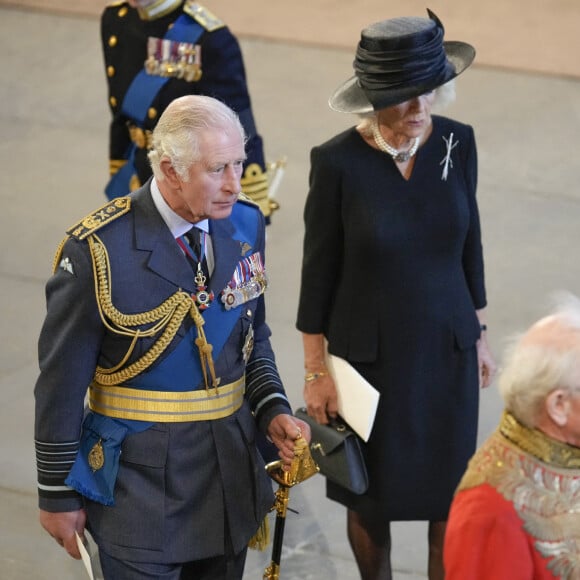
[{"xmin": 34, "ymin": 183, "xmax": 290, "ymax": 563}]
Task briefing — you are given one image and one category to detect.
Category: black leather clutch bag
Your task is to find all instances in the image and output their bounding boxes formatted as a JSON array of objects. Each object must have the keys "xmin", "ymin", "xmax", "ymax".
[{"xmin": 295, "ymin": 407, "xmax": 368, "ymax": 495}]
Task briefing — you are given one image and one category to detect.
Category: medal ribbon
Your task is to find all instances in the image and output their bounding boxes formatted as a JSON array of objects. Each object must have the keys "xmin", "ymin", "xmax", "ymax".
[
  {"xmin": 177, "ymin": 229, "xmax": 207, "ymax": 264},
  {"xmin": 227, "ymin": 252, "xmax": 264, "ymax": 289}
]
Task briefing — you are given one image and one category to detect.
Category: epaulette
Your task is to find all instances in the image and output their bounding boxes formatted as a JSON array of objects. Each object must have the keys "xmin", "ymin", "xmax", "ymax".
[
  {"xmin": 183, "ymin": 1, "xmax": 225, "ymax": 32},
  {"xmin": 67, "ymin": 197, "xmax": 131, "ymax": 240},
  {"xmin": 237, "ymin": 192, "xmax": 259, "ymax": 208}
]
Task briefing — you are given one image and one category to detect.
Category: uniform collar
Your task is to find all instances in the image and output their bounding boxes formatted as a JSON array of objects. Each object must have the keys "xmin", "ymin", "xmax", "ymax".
[
  {"xmin": 136, "ymin": 0, "xmax": 182, "ymax": 21},
  {"xmin": 150, "ymin": 178, "xmax": 208, "ymax": 238},
  {"xmin": 500, "ymin": 410, "xmax": 580, "ymax": 469}
]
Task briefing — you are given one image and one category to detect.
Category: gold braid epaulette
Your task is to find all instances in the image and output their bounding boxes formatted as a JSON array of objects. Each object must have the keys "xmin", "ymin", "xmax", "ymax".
[
  {"xmin": 184, "ymin": 2, "xmax": 225, "ymax": 31},
  {"xmin": 51, "ymin": 198, "xmax": 131, "ymax": 274},
  {"xmin": 68, "ymin": 197, "xmax": 131, "ymax": 241},
  {"xmin": 88, "ymin": 234, "xmax": 218, "ymax": 389}
]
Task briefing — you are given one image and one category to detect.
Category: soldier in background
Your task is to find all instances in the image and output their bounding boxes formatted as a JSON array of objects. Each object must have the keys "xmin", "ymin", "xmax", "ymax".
[{"xmin": 101, "ymin": 0, "xmax": 278, "ymax": 222}]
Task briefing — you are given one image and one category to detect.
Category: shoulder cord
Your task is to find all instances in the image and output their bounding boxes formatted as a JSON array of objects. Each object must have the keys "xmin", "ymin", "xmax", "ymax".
[
  {"xmin": 86, "ymin": 234, "xmax": 218, "ymax": 390},
  {"xmin": 51, "ymin": 236, "xmax": 69, "ymax": 274}
]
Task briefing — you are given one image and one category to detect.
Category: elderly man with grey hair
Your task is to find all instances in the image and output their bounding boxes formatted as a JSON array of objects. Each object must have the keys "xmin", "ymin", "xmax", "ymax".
[
  {"xmin": 444, "ymin": 293, "xmax": 580, "ymax": 579},
  {"xmin": 34, "ymin": 94, "xmax": 309, "ymax": 580}
]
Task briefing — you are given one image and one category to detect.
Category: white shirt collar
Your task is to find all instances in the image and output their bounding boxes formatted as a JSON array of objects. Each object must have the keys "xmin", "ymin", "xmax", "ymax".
[{"xmin": 150, "ymin": 178, "xmax": 209, "ymax": 237}]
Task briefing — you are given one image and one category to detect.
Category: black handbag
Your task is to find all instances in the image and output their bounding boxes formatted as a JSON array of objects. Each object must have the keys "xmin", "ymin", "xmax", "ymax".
[{"xmin": 295, "ymin": 407, "xmax": 368, "ymax": 495}]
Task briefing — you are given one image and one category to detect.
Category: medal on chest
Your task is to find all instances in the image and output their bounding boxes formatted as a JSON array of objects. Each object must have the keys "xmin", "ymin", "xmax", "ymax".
[
  {"xmin": 177, "ymin": 231, "xmax": 214, "ymax": 310},
  {"xmin": 193, "ymin": 264, "xmax": 214, "ymax": 310},
  {"xmin": 221, "ymin": 252, "xmax": 268, "ymax": 310}
]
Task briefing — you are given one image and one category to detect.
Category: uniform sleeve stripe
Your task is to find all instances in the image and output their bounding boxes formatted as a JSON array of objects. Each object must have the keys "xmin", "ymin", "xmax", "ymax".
[
  {"xmin": 246, "ymin": 356, "xmax": 291, "ymax": 421},
  {"xmin": 37, "ymin": 483, "xmax": 75, "ymax": 492},
  {"xmin": 35, "ymin": 439, "xmax": 79, "ymax": 494},
  {"xmin": 254, "ymin": 393, "xmax": 289, "ymax": 414}
]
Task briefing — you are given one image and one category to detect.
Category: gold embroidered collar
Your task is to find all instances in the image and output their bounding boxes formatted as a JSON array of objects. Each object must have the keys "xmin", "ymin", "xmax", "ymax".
[{"xmin": 500, "ymin": 410, "xmax": 580, "ymax": 469}]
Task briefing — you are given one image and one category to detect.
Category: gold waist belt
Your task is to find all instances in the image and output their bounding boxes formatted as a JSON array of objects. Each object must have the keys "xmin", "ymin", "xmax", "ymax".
[{"xmin": 89, "ymin": 376, "xmax": 245, "ymax": 422}]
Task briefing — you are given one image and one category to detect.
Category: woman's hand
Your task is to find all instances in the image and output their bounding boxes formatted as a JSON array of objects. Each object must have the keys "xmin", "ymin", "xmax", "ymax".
[
  {"xmin": 302, "ymin": 332, "xmax": 339, "ymax": 423},
  {"xmin": 476, "ymin": 309, "xmax": 496, "ymax": 388},
  {"xmin": 477, "ymin": 333, "xmax": 496, "ymax": 388},
  {"xmin": 304, "ymin": 373, "xmax": 339, "ymax": 424}
]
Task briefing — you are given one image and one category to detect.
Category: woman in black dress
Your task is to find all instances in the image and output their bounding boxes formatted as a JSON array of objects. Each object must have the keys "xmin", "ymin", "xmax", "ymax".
[{"xmin": 296, "ymin": 11, "xmax": 496, "ymax": 580}]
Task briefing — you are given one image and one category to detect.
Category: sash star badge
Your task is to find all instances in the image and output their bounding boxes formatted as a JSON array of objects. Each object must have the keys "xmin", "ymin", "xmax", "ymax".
[{"xmin": 88, "ymin": 439, "xmax": 105, "ymax": 472}]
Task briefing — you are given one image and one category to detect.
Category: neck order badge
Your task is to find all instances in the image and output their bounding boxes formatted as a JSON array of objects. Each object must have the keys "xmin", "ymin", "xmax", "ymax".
[{"xmin": 178, "ymin": 228, "xmax": 214, "ymax": 310}]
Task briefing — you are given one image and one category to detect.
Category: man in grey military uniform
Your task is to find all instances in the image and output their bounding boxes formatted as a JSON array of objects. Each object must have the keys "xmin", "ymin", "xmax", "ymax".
[{"xmin": 34, "ymin": 94, "xmax": 309, "ymax": 579}]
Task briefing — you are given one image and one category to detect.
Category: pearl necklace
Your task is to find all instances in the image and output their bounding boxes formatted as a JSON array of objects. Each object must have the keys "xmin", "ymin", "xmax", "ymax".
[{"xmin": 371, "ymin": 120, "xmax": 420, "ymax": 163}]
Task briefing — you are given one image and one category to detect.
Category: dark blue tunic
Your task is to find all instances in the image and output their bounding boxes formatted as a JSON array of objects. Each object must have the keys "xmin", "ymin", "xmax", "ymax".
[{"xmin": 101, "ymin": 2, "xmax": 268, "ymax": 211}]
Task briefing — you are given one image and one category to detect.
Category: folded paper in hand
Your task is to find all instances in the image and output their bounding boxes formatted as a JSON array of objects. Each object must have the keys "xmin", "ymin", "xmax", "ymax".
[
  {"xmin": 76, "ymin": 532, "xmax": 104, "ymax": 580},
  {"xmin": 326, "ymin": 354, "xmax": 380, "ymax": 442}
]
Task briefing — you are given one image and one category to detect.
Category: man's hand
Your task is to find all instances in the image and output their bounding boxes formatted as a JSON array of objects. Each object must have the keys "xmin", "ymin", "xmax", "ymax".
[
  {"xmin": 267, "ymin": 414, "xmax": 311, "ymax": 468},
  {"xmin": 39, "ymin": 509, "xmax": 87, "ymax": 560}
]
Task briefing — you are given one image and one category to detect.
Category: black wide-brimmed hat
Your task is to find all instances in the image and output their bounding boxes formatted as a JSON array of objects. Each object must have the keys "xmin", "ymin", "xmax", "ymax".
[{"xmin": 329, "ymin": 9, "xmax": 475, "ymax": 113}]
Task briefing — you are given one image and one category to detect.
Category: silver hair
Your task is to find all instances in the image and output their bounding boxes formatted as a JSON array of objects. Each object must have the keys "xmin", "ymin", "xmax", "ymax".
[
  {"xmin": 355, "ymin": 80, "xmax": 456, "ymax": 135},
  {"xmin": 497, "ymin": 292, "xmax": 580, "ymax": 428},
  {"xmin": 148, "ymin": 95, "xmax": 246, "ymax": 181}
]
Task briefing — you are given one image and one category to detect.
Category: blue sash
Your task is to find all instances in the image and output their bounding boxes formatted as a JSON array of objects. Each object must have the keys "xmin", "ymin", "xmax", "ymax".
[
  {"xmin": 65, "ymin": 412, "xmax": 148, "ymax": 506},
  {"xmin": 127, "ymin": 203, "xmax": 258, "ymax": 389},
  {"xmin": 105, "ymin": 145, "xmax": 136, "ymax": 200}
]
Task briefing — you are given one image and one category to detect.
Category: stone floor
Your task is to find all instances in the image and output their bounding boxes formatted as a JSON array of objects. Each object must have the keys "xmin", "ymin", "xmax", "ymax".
[
  {"xmin": 5, "ymin": 0, "xmax": 580, "ymax": 76},
  {"xmin": 1, "ymin": 5, "xmax": 579, "ymax": 580}
]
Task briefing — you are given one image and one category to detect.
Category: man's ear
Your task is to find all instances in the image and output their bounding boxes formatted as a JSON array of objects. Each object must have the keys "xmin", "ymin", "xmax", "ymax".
[
  {"xmin": 544, "ymin": 389, "xmax": 570, "ymax": 427},
  {"xmin": 159, "ymin": 159, "xmax": 181, "ymax": 188}
]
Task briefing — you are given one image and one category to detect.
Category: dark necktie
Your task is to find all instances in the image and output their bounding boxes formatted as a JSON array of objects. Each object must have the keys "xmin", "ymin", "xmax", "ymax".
[
  {"xmin": 185, "ymin": 227, "xmax": 209, "ymax": 282},
  {"xmin": 185, "ymin": 227, "xmax": 202, "ymax": 259}
]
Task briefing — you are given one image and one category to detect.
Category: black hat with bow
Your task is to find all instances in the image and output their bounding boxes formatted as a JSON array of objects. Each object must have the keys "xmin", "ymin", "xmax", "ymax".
[{"xmin": 329, "ymin": 9, "xmax": 475, "ymax": 114}]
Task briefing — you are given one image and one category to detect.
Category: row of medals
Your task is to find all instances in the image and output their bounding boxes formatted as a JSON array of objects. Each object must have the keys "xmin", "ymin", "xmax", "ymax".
[
  {"xmin": 145, "ymin": 37, "xmax": 202, "ymax": 82},
  {"xmin": 192, "ymin": 265, "xmax": 266, "ymax": 363},
  {"xmin": 192, "ymin": 264, "xmax": 268, "ymax": 312}
]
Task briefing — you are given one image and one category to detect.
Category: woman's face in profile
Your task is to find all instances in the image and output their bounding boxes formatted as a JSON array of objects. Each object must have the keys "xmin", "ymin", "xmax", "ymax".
[{"xmin": 378, "ymin": 91, "xmax": 437, "ymax": 138}]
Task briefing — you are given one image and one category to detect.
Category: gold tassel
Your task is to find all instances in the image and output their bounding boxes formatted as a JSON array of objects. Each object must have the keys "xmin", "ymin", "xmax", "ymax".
[
  {"xmin": 248, "ymin": 514, "xmax": 270, "ymax": 551},
  {"xmin": 190, "ymin": 303, "xmax": 220, "ymax": 391}
]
